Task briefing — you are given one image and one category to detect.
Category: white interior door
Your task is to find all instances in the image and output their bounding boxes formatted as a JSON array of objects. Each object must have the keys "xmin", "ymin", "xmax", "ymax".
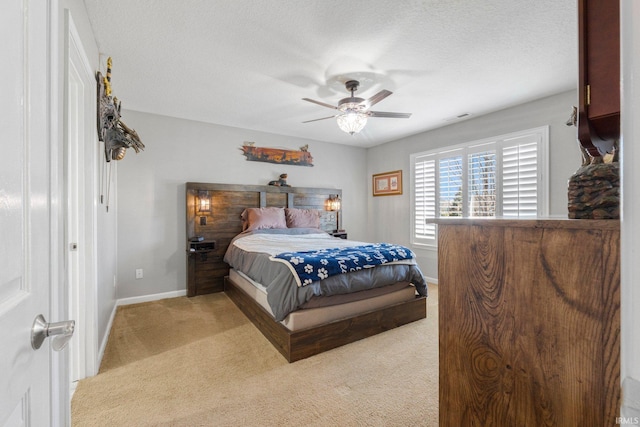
[
  {"xmin": 66, "ymin": 13, "xmax": 98, "ymax": 383},
  {"xmin": 0, "ymin": 1, "xmax": 65, "ymax": 426}
]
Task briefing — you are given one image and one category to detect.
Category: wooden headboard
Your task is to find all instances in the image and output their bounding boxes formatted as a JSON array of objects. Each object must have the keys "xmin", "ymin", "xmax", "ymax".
[{"xmin": 185, "ymin": 182, "xmax": 342, "ymax": 296}]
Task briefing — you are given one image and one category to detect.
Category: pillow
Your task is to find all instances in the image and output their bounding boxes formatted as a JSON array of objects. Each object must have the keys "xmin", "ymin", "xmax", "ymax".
[
  {"xmin": 285, "ymin": 208, "xmax": 320, "ymax": 229},
  {"xmin": 241, "ymin": 207, "xmax": 287, "ymax": 231}
]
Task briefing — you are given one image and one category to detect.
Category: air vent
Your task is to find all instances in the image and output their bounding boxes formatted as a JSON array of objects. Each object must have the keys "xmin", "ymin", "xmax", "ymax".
[{"xmin": 444, "ymin": 112, "xmax": 472, "ymax": 122}]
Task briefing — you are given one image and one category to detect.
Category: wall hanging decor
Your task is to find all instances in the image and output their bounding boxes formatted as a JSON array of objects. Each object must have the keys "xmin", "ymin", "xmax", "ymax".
[
  {"xmin": 372, "ymin": 170, "xmax": 403, "ymax": 196},
  {"xmin": 241, "ymin": 142, "xmax": 313, "ymax": 167},
  {"xmin": 96, "ymin": 57, "xmax": 145, "ymax": 162},
  {"xmin": 267, "ymin": 173, "xmax": 291, "ymax": 187},
  {"xmin": 96, "ymin": 57, "xmax": 145, "ymax": 212}
]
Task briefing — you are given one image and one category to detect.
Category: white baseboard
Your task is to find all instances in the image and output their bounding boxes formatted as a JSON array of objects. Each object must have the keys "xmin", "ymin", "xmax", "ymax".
[
  {"xmin": 95, "ymin": 289, "xmax": 188, "ymax": 371},
  {"xmin": 96, "ymin": 301, "xmax": 118, "ymax": 371},
  {"xmin": 70, "ymin": 380, "xmax": 78, "ymax": 400},
  {"xmin": 116, "ymin": 289, "xmax": 187, "ymax": 307},
  {"xmin": 425, "ymin": 275, "xmax": 438, "ymax": 285}
]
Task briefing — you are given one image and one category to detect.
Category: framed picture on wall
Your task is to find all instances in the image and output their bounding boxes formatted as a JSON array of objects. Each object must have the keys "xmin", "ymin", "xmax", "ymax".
[{"xmin": 372, "ymin": 170, "xmax": 403, "ymax": 196}]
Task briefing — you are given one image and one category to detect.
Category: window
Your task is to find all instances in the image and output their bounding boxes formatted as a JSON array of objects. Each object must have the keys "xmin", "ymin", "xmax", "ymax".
[{"xmin": 410, "ymin": 127, "xmax": 548, "ymax": 247}]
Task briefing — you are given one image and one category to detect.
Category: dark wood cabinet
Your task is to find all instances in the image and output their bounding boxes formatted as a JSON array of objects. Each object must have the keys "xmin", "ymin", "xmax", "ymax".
[
  {"xmin": 187, "ymin": 240, "xmax": 227, "ymax": 296},
  {"xmin": 437, "ymin": 219, "xmax": 620, "ymax": 426},
  {"xmin": 578, "ymin": 0, "xmax": 620, "ymax": 156}
]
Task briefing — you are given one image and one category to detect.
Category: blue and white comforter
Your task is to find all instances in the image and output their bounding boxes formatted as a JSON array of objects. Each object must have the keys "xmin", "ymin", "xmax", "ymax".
[{"xmin": 271, "ymin": 243, "xmax": 416, "ymax": 287}]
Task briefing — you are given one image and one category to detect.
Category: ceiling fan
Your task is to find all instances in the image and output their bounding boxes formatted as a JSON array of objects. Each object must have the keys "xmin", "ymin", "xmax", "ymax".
[{"xmin": 302, "ymin": 80, "xmax": 412, "ymax": 135}]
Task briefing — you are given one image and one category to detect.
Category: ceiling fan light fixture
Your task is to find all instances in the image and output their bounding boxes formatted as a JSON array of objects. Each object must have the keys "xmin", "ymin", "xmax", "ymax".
[
  {"xmin": 337, "ymin": 111, "xmax": 368, "ymax": 135},
  {"xmin": 337, "ymin": 102, "xmax": 368, "ymax": 135},
  {"xmin": 302, "ymin": 79, "xmax": 410, "ymax": 134}
]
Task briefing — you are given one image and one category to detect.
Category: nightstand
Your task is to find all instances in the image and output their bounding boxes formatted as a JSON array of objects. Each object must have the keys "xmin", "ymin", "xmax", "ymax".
[
  {"xmin": 187, "ymin": 239, "xmax": 227, "ymax": 296},
  {"xmin": 188, "ymin": 239, "xmax": 216, "ymax": 260},
  {"xmin": 330, "ymin": 231, "xmax": 348, "ymax": 239}
]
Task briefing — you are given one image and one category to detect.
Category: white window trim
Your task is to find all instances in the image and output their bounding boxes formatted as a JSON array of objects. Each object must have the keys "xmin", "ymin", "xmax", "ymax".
[{"xmin": 410, "ymin": 126, "xmax": 549, "ymax": 248}]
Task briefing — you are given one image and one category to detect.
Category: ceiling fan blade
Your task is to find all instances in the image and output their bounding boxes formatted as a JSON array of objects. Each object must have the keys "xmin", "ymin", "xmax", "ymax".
[
  {"xmin": 302, "ymin": 98, "xmax": 338, "ymax": 110},
  {"xmin": 302, "ymin": 115, "xmax": 336, "ymax": 123},
  {"xmin": 368, "ymin": 111, "xmax": 412, "ymax": 118},
  {"xmin": 361, "ymin": 90, "xmax": 393, "ymax": 108}
]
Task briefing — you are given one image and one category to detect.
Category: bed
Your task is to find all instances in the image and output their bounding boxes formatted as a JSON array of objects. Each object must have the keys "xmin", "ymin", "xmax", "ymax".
[{"xmin": 186, "ymin": 183, "xmax": 428, "ymax": 362}]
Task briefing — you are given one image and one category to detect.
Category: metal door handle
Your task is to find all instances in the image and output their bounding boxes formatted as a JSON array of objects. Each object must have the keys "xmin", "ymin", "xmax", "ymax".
[{"xmin": 31, "ymin": 314, "xmax": 75, "ymax": 351}]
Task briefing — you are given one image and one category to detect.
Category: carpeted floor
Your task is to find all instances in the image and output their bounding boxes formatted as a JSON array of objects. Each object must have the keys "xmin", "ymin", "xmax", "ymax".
[{"xmin": 71, "ymin": 284, "xmax": 439, "ymax": 426}]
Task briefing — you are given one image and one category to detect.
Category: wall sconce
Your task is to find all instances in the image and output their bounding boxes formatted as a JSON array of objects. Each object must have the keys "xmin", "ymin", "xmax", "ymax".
[
  {"xmin": 325, "ymin": 194, "xmax": 342, "ymax": 232},
  {"xmin": 198, "ymin": 191, "xmax": 211, "ymax": 213},
  {"xmin": 197, "ymin": 191, "xmax": 211, "ymax": 226}
]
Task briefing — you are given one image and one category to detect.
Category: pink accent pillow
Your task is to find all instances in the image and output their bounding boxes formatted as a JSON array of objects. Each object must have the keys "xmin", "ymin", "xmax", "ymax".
[
  {"xmin": 241, "ymin": 207, "xmax": 287, "ymax": 231},
  {"xmin": 285, "ymin": 208, "xmax": 320, "ymax": 228}
]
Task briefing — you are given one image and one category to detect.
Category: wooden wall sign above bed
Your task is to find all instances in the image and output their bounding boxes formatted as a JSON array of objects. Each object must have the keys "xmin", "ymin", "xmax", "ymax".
[
  {"xmin": 185, "ymin": 182, "xmax": 341, "ymax": 296},
  {"xmin": 240, "ymin": 142, "xmax": 313, "ymax": 167}
]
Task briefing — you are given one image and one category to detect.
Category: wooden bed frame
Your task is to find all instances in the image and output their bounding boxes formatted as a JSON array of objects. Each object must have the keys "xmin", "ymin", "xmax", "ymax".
[
  {"xmin": 186, "ymin": 182, "xmax": 427, "ymax": 362},
  {"xmin": 224, "ymin": 276, "xmax": 426, "ymax": 362}
]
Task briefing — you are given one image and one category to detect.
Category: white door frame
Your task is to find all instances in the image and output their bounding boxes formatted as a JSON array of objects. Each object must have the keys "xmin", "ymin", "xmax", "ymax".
[
  {"xmin": 49, "ymin": 0, "xmax": 69, "ymax": 423},
  {"xmin": 621, "ymin": 0, "xmax": 640, "ymax": 418},
  {"xmin": 64, "ymin": 10, "xmax": 99, "ymax": 385}
]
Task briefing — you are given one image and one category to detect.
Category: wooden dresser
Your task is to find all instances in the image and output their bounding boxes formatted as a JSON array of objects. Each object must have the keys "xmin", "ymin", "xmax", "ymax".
[{"xmin": 437, "ymin": 219, "xmax": 620, "ymax": 426}]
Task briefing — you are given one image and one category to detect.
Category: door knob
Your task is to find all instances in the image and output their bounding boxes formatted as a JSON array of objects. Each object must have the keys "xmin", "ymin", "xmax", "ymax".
[{"xmin": 31, "ymin": 314, "xmax": 75, "ymax": 351}]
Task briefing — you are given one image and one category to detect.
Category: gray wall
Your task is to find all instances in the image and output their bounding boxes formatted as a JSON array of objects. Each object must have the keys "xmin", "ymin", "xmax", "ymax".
[
  {"xmin": 115, "ymin": 111, "xmax": 368, "ymax": 299},
  {"xmin": 366, "ymin": 90, "xmax": 582, "ymax": 282}
]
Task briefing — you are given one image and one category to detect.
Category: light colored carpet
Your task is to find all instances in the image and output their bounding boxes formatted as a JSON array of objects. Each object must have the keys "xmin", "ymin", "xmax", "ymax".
[{"xmin": 72, "ymin": 284, "xmax": 438, "ymax": 426}]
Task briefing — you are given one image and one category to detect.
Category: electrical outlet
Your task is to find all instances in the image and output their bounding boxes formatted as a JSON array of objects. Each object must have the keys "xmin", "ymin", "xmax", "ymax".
[{"xmin": 135, "ymin": 269, "xmax": 143, "ymax": 279}]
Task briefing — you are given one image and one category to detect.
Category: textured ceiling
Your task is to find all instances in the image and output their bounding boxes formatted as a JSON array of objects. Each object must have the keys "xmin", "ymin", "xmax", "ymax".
[{"xmin": 83, "ymin": 0, "xmax": 577, "ymax": 147}]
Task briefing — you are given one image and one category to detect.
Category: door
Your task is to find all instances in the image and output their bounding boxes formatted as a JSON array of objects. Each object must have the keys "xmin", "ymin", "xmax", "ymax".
[
  {"xmin": 0, "ymin": 1, "xmax": 65, "ymax": 426},
  {"xmin": 66, "ymin": 14, "xmax": 98, "ymax": 383}
]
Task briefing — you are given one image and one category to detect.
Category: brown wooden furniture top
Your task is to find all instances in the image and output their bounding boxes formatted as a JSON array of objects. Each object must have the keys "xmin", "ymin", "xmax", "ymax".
[{"xmin": 430, "ymin": 217, "xmax": 619, "ymax": 230}]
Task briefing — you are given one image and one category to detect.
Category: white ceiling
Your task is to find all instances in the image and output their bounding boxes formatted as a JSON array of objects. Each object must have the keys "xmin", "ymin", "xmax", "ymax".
[{"xmin": 83, "ymin": 0, "xmax": 577, "ymax": 148}]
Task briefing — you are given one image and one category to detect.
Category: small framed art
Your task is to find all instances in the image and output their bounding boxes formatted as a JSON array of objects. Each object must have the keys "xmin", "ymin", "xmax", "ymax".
[{"xmin": 372, "ymin": 170, "xmax": 403, "ymax": 196}]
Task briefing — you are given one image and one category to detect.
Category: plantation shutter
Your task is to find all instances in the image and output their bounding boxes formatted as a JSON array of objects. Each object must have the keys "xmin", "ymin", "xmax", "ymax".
[
  {"xmin": 502, "ymin": 136, "xmax": 539, "ymax": 217},
  {"xmin": 439, "ymin": 155, "xmax": 463, "ymax": 217},
  {"xmin": 468, "ymin": 150, "xmax": 496, "ymax": 217},
  {"xmin": 413, "ymin": 155, "xmax": 436, "ymax": 243},
  {"xmin": 411, "ymin": 126, "xmax": 547, "ymax": 246}
]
